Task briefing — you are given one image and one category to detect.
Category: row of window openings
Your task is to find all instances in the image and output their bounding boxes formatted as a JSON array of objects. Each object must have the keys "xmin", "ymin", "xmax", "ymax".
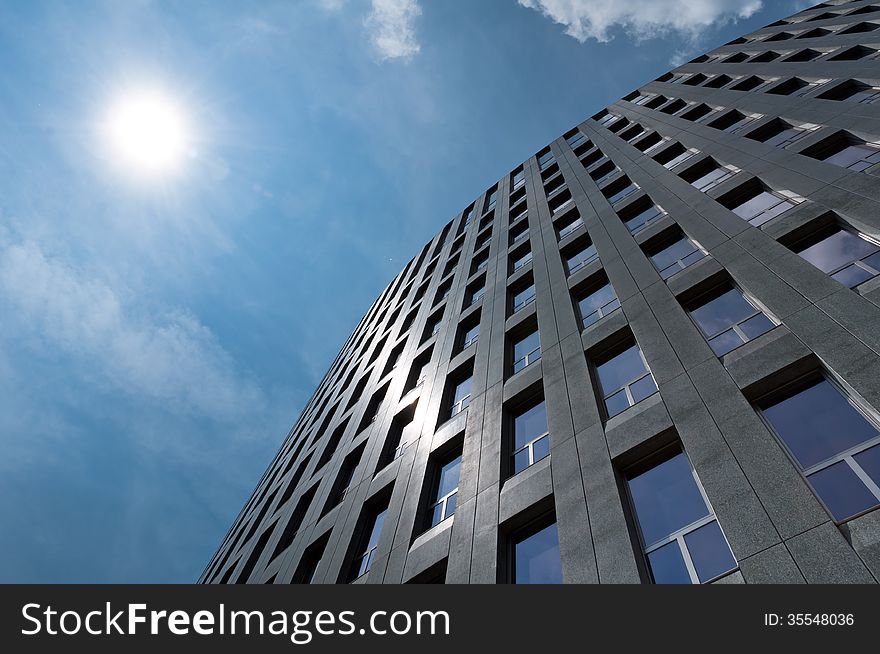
[{"xmin": 246, "ymin": 365, "xmax": 880, "ymax": 584}]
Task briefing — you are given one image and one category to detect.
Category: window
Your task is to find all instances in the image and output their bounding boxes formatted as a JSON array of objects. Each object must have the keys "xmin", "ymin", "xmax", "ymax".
[
  {"xmin": 512, "ymin": 329, "xmax": 541, "ymax": 374},
  {"xmin": 819, "ymin": 80, "xmax": 880, "ymax": 104},
  {"xmin": 791, "ymin": 225, "xmax": 880, "ymax": 287},
  {"xmin": 511, "ymin": 521, "xmax": 562, "ymax": 584},
  {"xmin": 471, "ymin": 251, "xmax": 489, "ymax": 274},
  {"xmin": 459, "ymin": 319, "xmax": 480, "ymax": 351},
  {"xmin": 565, "ymin": 240, "xmax": 599, "ymax": 275},
  {"xmin": 687, "ymin": 286, "xmax": 776, "ymax": 356},
  {"xmin": 566, "ymin": 129, "xmax": 586, "ymax": 147},
  {"xmin": 466, "ymin": 280, "xmax": 486, "ymax": 307},
  {"xmin": 603, "ymin": 177, "xmax": 639, "ymax": 205},
  {"xmin": 323, "ymin": 445, "xmax": 364, "ymax": 513},
  {"xmin": 448, "ymin": 376, "xmax": 472, "ymax": 418},
  {"xmin": 511, "ymin": 400, "xmax": 550, "ymax": 475},
  {"xmin": 380, "ymin": 405, "xmax": 418, "ymax": 467},
  {"xmin": 427, "ymin": 453, "xmax": 461, "ymax": 528},
  {"xmin": 538, "ymin": 149, "xmax": 555, "ymax": 169},
  {"xmin": 648, "ymin": 234, "xmax": 706, "ymax": 279},
  {"xmin": 350, "ymin": 502, "xmax": 388, "ymax": 580},
  {"xmin": 747, "ymin": 119, "xmax": 815, "ymax": 148},
  {"xmin": 724, "ymin": 186, "xmax": 798, "ymax": 227},
  {"xmin": 619, "ymin": 199, "xmax": 665, "ymax": 235},
  {"xmin": 761, "ymin": 376, "xmax": 880, "ymax": 522},
  {"xmin": 292, "ymin": 533, "xmax": 330, "ymax": 584},
  {"xmin": 511, "ymin": 167, "xmax": 526, "ymax": 190},
  {"xmin": 577, "ymin": 279, "xmax": 620, "ymax": 328},
  {"xmin": 657, "ymin": 145, "xmax": 699, "ymax": 171},
  {"xmin": 681, "ymin": 160, "xmax": 737, "ymax": 193},
  {"xmin": 484, "ymin": 187, "xmax": 497, "ymax": 213},
  {"xmin": 557, "ymin": 210, "xmax": 584, "ymax": 239},
  {"xmin": 810, "ymin": 136, "xmax": 880, "ymax": 171},
  {"xmin": 423, "ymin": 312, "xmax": 443, "ymax": 341},
  {"xmin": 732, "ymin": 75, "xmax": 773, "ymax": 92},
  {"xmin": 511, "ymin": 282, "xmax": 536, "ymax": 313},
  {"xmin": 511, "ymin": 248, "xmax": 533, "ymax": 273},
  {"xmin": 404, "ymin": 350, "xmax": 432, "ymax": 393},
  {"xmin": 626, "ymin": 449, "xmax": 736, "ymax": 584},
  {"xmin": 509, "ymin": 221, "xmax": 529, "ymax": 244},
  {"xmin": 594, "ymin": 341, "xmax": 658, "ymax": 418}
]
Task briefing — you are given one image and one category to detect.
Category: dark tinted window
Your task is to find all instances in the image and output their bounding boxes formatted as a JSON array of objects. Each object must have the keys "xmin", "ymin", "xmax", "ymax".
[{"xmin": 513, "ymin": 522, "xmax": 563, "ymax": 584}]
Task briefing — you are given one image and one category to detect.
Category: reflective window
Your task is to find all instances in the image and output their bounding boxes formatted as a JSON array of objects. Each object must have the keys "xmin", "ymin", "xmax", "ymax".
[
  {"xmin": 650, "ymin": 236, "xmax": 706, "ymax": 279},
  {"xmin": 468, "ymin": 284, "xmax": 485, "ymax": 306},
  {"xmin": 538, "ymin": 151, "xmax": 555, "ymax": 169},
  {"xmin": 605, "ymin": 182, "xmax": 639, "ymax": 205},
  {"xmin": 577, "ymin": 281, "xmax": 620, "ymax": 328},
  {"xmin": 353, "ymin": 506, "xmax": 387, "ymax": 579},
  {"xmin": 461, "ymin": 322, "xmax": 480, "ymax": 350},
  {"xmin": 449, "ymin": 377, "xmax": 472, "ymax": 417},
  {"xmin": 595, "ymin": 343, "xmax": 658, "ymax": 418},
  {"xmin": 627, "ymin": 451, "xmax": 736, "ymax": 584},
  {"xmin": 761, "ymin": 377, "xmax": 880, "ymax": 521},
  {"xmin": 688, "ymin": 165, "xmax": 735, "ymax": 192},
  {"xmin": 730, "ymin": 189, "xmax": 797, "ymax": 227},
  {"xmin": 822, "ymin": 142, "xmax": 880, "ymax": 171},
  {"xmin": 566, "ymin": 242, "xmax": 599, "ymax": 275},
  {"xmin": 513, "ymin": 522, "xmax": 562, "ymax": 584},
  {"xmin": 794, "ymin": 227, "xmax": 880, "ymax": 287},
  {"xmin": 485, "ymin": 188, "xmax": 497, "ymax": 212},
  {"xmin": 428, "ymin": 454, "xmax": 461, "ymax": 528},
  {"xmin": 512, "ymin": 283, "xmax": 536, "ymax": 313},
  {"xmin": 512, "ymin": 250, "xmax": 533, "ymax": 272},
  {"xmin": 688, "ymin": 287, "xmax": 775, "ymax": 356},
  {"xmin": 512, "ymin": 330, "xmax": 541, "ymax": 374},
  {"xmin": 512, "ymin": 401, "xmax": 550, "ymax": 474},
  {"xmin": 622, "ymin": 203, "xmax": 665, "ymax": 234}
]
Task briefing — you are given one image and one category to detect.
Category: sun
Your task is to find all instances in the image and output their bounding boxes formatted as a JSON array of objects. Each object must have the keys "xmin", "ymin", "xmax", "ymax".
[{"xmin": 104, "ymin": 89, "xmax": 189, "ymax": 177}]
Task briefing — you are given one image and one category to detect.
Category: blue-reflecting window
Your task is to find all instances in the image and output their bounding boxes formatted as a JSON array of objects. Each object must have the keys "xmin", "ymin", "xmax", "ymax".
[
  {"xmin": 513, "ymin": 522, "xmax": 563, "ymax": 584},
  {"xmin": 461, "ymin": 322, "xmax": 480, "ymax": 350},
  {"xmin": 688, "ymin": 286, "xmax": 775, "ymax": 356},
  {"xmin": 566, "ymin": 242, "xmax": 599, "ymax": 275},
  {"xmin": 822, "ymin": 142, "xmax": 880, "ymax": 171},
  {"xmin": 577, "ymin": 280, "xmax": 620, "ymax": 328},
  {"xmin": 729, "ymin": 188, "xmax": 797, "ymax": 227},
  {"xmin": 449, "ymin": 376, "xmax": 472, "ymax": 417},
  {"xmin": 512, "ymin": 401, "xmax": 550, "ymax": 475},
  {"xmin": 627, "ymin": 451, "xmax": 736, "ymax": 584},
  {"xmin": 595, "ymin": 342, "xmax": 657, "ymax": 418},
  {"xmin": 512, "ymin": 330, "xmax": 541, "ymax": 374},
  {"xmin": 761, "ymin": 377, "xmax": 880, "ymax": 521},
  {"xmin": 649, "ymin": 236, "xmax": 706, "ymax": 279},
  {"xmin": 622, "ymin": 203, "xmax": 665, "ymax": 234},
  {"xmin": 428, "ymin": 454, "xmax": 461, "ymax": 528},
  {"xmin": 352, "ymin": 506, "xmax": 387, "ymax": 579},
  {"xmin": 794, "ymin": 227, "xmax": 880, "ymax": 288},
  {"xmin": 512, "ymin": 283, "xmax": 536, "ymax": 313}
]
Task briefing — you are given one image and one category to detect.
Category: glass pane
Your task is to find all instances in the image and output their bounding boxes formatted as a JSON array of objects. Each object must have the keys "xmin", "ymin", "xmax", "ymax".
[
  {"xmin": 436, "ymin": 456, "xmax": 461, "ymax": 498},
  {"xmin": 708, "ymin": 329, "xmax": 744, "ymax": 356},
  {"xmin": 445, "ymin": 492, "xmax": 457, "ymax": 518},
  {"xmin": 738, "ymin": 312, "xmax": 775, "ymax": 340},
  {"xmin": 798, "ymin": 229, "xmax": 878, "ymax": 273},
  {"xmin": 514, "ymin": 523, "xmax": 563, "ymax": 584},
  {"xmin": 690, "ymin": 288, "xmax": 756, "ymax": 337},
  {"xmin": 630, "ymin": 374, "xmax": 658, "ymax": 403},
  {"xmin": 532, "ymin": 434, "xmax": 550, "ymax": 463},
  {"xmin": 464, "ymin": 324, "xmax": 479, "ymax": 345},
  {"xmin": 684, "ymin": 520, "xmax": 737, "ymax": 583},
  {"xmin": 514, "ymin": 402, "xmax": 548, "ymax": 448},
  {"xmin": 453, "ymin": 377, "xmax": 472, "ymax": 404},
  {"xmin": 604, "ymin": 389, "xmax": 631, "ymax": 417},
  {"xmin": 862, "ymin": 250, "xmax": 880, "ymax": 272},
  {"xmin": 514, "ymin": 331, "xmax": 541, "ymax": 362},
  {"xmin": 831, "ymin": 264, "xmax": 876, "ymax": 288},
  {"xmin": 430, "ymin": 502, "xmax": 444, "ymax": 528},
  {"xmin": 579, "ymin": 284, "xmax": 616, "ymax": 323},
  {"xmin": 628, "ymin": 452, "xmax": 711, "ymax": 546},
  {"xmin": 366, "ymin": 509, "xmax": 387, "ymax": 551},
  {"xmin": 825, "ymin": 144, "xmax": 875, "ymax": 168},
  {"xmin": 514, "ymin": 286, "xmax": 535, "ymax": 307},
  {"xmin": 762, "ymin": 379, "xmax": 878, "ymax": 469},
  {"xmin": 596, "ymin": 344, "xmax": 648, "ymax": 395},
  {"xmin": 732, "ymin": 191, "xmax": 778, "ymax": 220},
  {"xmin": 647, "ymin": 541, "xmax": 692, "ymax": 584},
  {"xmin": 651, "ymin": 238, "xmax": 696, "ymax": 271},
  {"xmin": 513, "ymin": 447, "xmax": 531, "ymax": 475},
  {"xmin": 808, "ymin": 461, "xmax": 879, "ymax": 521},
  {"xmin": 854, "ymin": 444, "xmax": 880, "ymax": 487}
]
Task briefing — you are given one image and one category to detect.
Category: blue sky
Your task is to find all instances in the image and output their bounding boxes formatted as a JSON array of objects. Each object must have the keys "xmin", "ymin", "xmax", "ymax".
[{"xmin": 0, "ymin": 0, "xmax": 803, "ymax": 582}]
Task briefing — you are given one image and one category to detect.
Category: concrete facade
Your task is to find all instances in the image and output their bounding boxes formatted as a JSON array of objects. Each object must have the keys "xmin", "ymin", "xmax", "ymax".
[{"xmin": 201, "ymin": 0, "xmax": 880, "ymax": 584}]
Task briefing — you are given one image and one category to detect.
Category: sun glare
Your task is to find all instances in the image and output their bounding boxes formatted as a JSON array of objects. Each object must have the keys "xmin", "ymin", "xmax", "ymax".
[{"xmin": 105, "ymin": 89, "xmax": 189, "ymax": 177}]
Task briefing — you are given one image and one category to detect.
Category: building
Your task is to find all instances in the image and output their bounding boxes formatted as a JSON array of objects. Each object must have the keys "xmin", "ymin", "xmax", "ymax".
[{"xmin": 201, "ymin": 0, "xmax": 880, "ymax": 585}]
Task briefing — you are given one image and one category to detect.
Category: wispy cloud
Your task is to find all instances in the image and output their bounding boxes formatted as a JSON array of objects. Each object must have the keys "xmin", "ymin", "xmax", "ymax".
[
  {"xmin": 517, "ymin": 0, "xmax": 763, "ymax": 43},
  {"xmin": 0, "ymin": 234, "xmax": 263, "ymax": 420},
  {"xmin": 365, "ymin": 0, "xmax": 422, "ymax": 60}
]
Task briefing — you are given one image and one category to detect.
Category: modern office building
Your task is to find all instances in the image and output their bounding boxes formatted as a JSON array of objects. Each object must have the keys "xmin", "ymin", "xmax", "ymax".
[{"xmin": 202, "ymin": 0, "xmax": 880, "ymax": 585}]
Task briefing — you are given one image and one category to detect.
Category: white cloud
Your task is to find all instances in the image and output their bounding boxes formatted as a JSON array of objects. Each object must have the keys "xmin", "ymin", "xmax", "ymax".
[
  {"xmin": 365, "ymin": 0, "xmax": 422, "ymax": 60},
  {"xmin": 0, "ymin": 237, "xmax": 263, "ymax": 420},
  {"xmin": 517, "ymin": 0, "xmax": 762, "ymax": 43}
]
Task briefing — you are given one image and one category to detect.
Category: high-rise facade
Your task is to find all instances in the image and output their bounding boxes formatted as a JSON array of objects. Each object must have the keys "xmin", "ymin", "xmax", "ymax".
[{"xmin": 202, "ymin": 0, "xmax": 880, "ymax": 585}]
